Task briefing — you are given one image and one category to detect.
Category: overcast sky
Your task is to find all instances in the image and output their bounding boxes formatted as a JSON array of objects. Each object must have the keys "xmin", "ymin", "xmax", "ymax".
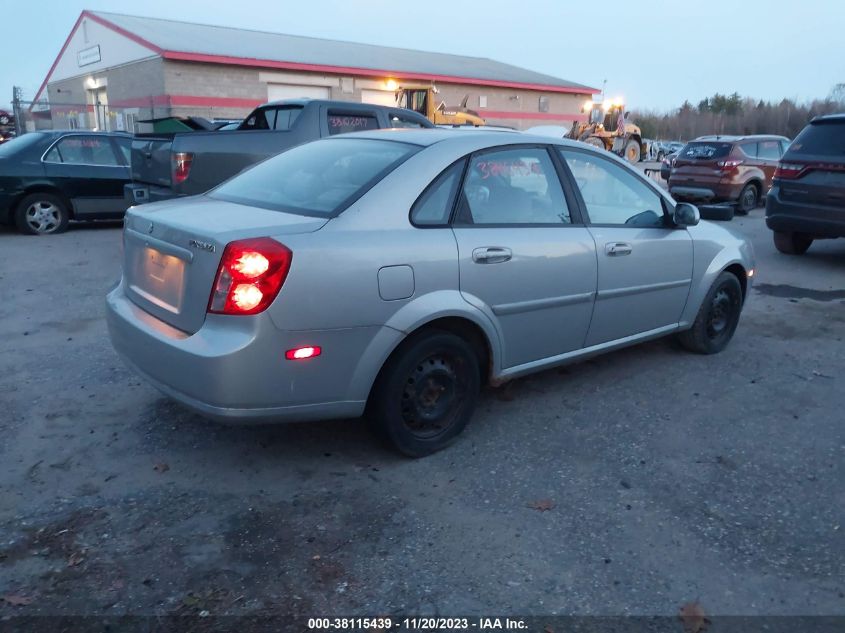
[{"xmin": 2, "ymin": 0, "xmax": 843, "ymax": 111}]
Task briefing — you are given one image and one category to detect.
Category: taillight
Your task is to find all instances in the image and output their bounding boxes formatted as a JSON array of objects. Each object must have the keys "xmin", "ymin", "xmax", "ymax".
[
  {"xmin": 208, "ymin": 238, "xmax": 292, "ymax": 315},
  {"xmin": 717, "ymin": 159, "xmax": 744, "ymax": 170},
  {"xmin": 774, "ymin": 162, "xmax": 806, "ymax": 179},
  {"xmin": 172, "ymin": 152, "xmax": 194, "ymax": 184}
]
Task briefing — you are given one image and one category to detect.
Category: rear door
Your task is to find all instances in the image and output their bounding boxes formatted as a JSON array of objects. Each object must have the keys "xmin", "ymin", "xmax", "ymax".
[
  {"xmin": 451, "ymin": 145, "xmax": 597, "ymax": 369},
  {"xmin": 559, "ymin": 148, "xmax": 693, "ymax": 346},
  {"xmin": 42, "ymin": 134, "xmax": 130, "ymax": 216}
]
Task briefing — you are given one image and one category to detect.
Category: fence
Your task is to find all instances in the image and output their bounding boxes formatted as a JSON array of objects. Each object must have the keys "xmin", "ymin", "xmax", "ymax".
[{"xmin": 10, "ymin": 99, "xmax": 252, "ymax": 135}]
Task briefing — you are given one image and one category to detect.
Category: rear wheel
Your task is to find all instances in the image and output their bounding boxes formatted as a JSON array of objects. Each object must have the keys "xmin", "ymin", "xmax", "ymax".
[
  {"xmin": 368, "ymin": 330, "xmax": 481, "ymax": 457},
  {"xmin": 773, "ymin": 230, "xmax": 813, "ymax": 255},
  {"xmin": 624, "ymin": 138, "xmax": 641, "ymax": 163},
  {"xmin": 678, "ymin": 272, "xmax": 743, "ymax": 354},
  {"xmin": 14, "ymin": 193, "xmax": 70, "ymax": 235},
  {"xmin": 736, "ymin": 183, "xmax": 759, "ymax": 215}
]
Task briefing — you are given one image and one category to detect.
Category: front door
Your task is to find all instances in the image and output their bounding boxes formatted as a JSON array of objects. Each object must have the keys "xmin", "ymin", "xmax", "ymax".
[
  {"xmin": 559, "ymin": 148, "xmax": 693, "ymax": 346},
  {"xmin": 451, "ymin": 146, "xmax": 597, "ymax": 369}
]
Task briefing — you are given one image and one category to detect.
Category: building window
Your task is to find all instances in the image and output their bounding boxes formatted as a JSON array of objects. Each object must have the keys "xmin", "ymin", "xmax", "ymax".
[
  {"xmin": 538, "ymin": 96, "xmax": 549, "ymax": 113},
  {"xmin": 479, "ymin": 95, "xmax": 487, "ymax": 108}
]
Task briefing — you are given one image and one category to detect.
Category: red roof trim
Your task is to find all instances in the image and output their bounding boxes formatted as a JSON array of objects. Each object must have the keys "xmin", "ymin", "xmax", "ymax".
[
  {"xmin": 83, "ymin": 11, "xmax": 164, "ymax": 54},
  {"xmin": 109, "ymin": 94, "xmax": 264, "ymax": 109},
  {"xmin": 32, "ymin": 10, "xmax": 161, "ymax": 106},
  {"xmin": 481, "ymin": 110, "xmax": 586, "ymax": 122},
  {"xmin": 31, "ymin": 12, "xmax": 86, "ymax": 106},
  {"xmin": 161, "ymin": 51, "xmax": 599, "ymax": 95}
]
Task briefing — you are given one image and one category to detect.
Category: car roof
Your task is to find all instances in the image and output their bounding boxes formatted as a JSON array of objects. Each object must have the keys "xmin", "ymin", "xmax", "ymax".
[
  {"xmin": 811, "ymin": 113, "xmax": 845, "ymax": 124},
  {"xmin": 693, "ymin": 134, "xmax": 789, "ymax": 143},
  {"xmin": 346, "ymin": 127, "xmax": 595, "ymax": 149}
]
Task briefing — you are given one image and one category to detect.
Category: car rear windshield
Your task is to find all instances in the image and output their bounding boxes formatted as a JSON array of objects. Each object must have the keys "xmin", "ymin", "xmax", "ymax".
[
  {"xmin": 789, "ymin": 121, "xmax": 845, "ymax": 156},
  {"xmin": 679, "ymin": 142, "xmax": 732, "ymax": 160},
  {"xmin": 210, "ymin": 138, "xmax": 419, "ymax": 217},
  {"xmin": 0, "ymin": 132, "xmax": 46, "ymax": 157}
]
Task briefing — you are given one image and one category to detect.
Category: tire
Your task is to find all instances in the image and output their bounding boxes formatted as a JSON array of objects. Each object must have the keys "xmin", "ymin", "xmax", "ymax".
[
  {"xmin": 581, "ymin": 136, "xmax": 606, "ymax": 151},
  {"xmin": 677, "ymin": 272, "xmax": 743, "ymax": 354},
  {"xmin": 773, "ymin": 230, "xmax": 813, "ymax": 255},
  {"xmin": 368, "ymin": 330, "xmax": 481, "ymax": 457},
  {"xmin": 699, "ymin": 205, "xmax": 735, "ymax": 222},
  {"xmin": 736, "ymin": 183, "xmax": 759, "ymax": 215},
  {"xmin": 15, "ymin": 192, "xmax": 70, "ymax": 235},
  {"xmin": 624, "ymin": 138, "xmax": 641, "ymax": 163}
]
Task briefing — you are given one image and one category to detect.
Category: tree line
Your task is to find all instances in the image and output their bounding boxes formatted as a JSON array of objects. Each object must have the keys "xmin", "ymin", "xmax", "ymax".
[{"xmin": 632, "ymin": 84, "xmax": 845, "ymax": 141}]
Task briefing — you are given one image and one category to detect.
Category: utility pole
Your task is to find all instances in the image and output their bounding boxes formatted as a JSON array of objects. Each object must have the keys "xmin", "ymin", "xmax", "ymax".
[{"xmin": 12, "ymin": 86, "xmax": 23, "ymax": 136}]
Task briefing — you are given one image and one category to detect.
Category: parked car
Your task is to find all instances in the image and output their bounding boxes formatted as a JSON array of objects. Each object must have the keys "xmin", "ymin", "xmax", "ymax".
[
  {"xmin": 125, "ymin": 99, "xmax": 434, "ymax": 207},
  {"xmin": 766, "ymin": 114, "xmax": 845, "ymax": 254},
  {"xmin": 669, "ymin": 134, "xmax": 790, "ymax": 215},
  {"xmin": 653, "ymin": 141, "xmax": 684, "ymax": 162},
  {"xmin": 0, "ymin": 130, "xmax": 132, "ymax": 235},
  {"xmin": 107, "ymin": 130, "xmax": 754, "ymax": 456},
  {"xmin": 660, "ymin": 150, "xmax": 679, "ymax": 181}
]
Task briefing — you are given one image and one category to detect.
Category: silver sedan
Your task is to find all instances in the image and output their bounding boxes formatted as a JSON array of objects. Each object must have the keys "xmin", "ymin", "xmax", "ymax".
[{"xmin": 107, "ymin": 130, "xmax": 754, "ymax": 456}]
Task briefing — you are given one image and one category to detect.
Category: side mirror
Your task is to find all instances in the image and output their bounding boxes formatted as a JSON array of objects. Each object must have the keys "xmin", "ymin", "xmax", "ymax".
[{"xmin": 673, "ymin": 202, "xmax": 700, "ymax": 227}]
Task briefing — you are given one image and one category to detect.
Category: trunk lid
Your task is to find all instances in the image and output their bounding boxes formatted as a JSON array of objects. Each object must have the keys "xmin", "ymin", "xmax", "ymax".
[
  {"xmin": 130, "ymin": 135, "xmax": 174, "ymax": 187},
  {"xmin": 672, "ymin": 141, "xmax": 736, "ymax": 184},
  {"xmin": 122, "ymin": 196, "xmax": 328, "ymax": 334},
  {"xmin": 778, "ymin": 158, "xmax": 845, "ymax": 207}
]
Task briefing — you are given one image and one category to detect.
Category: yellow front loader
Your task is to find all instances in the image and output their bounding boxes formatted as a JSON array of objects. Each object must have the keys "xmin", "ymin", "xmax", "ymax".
[
  {"xmin": 396, "ymin": 86, "xmax": 485, "ymax": 127},
  {"xmin": 566, "ymin": 98, "xmax": 644, "ymax": 163}
]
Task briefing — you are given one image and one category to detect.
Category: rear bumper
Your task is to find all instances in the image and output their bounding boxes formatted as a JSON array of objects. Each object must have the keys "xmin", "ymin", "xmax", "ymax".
[
  {"xmin": 124, "ymin": 183, "xmax": 179, "ymax": 206},
  {"xmin": 106, "ymin": 281, "xmax": 393, "ymax": 423},
  {"xmin": 765, "ymin": 187, "xmax": 845, "ymax": 238},
  {"xmin": 669, "ymin": 182, "xmax": 742, "ymax": 203}
]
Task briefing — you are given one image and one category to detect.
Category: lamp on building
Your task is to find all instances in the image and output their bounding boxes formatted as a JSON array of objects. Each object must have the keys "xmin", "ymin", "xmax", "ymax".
[{"xmin": 385, "ymin": 79, "xmax": 398, "ymax": 91}]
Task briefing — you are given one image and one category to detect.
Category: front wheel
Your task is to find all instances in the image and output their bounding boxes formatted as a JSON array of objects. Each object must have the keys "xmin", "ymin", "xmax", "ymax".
[
  {"xmin": 773, "ymin": 231, "xmax": 813, "ymax": 255},
  {"xmin": 678, "ymin": 272, "xmax": 743, "ymax": 354},
  {"xmin": 624, "ymin": 138, "xmax": 641, "ymax": 163},
  {"xmin": 368, "ymin": 330, "xmax": 481, "ymax": 457}
]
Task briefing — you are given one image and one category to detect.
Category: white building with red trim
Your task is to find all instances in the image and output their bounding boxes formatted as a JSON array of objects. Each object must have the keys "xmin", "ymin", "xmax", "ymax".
[{"xmin": 35, "ymin": 10, "xmax": 598, "ymax": 130}]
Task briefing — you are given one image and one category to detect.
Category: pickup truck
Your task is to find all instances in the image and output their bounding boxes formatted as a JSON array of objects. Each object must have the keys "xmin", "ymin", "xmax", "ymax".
[{"xmin": 125, "ymin": 99, "xmax": 433, "ymax": 205}]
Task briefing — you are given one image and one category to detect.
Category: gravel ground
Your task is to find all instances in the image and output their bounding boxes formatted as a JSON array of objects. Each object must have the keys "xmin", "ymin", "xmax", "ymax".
[{"xmin": 0, "ymin": 209, "xmax": 843, "ymax": 622}]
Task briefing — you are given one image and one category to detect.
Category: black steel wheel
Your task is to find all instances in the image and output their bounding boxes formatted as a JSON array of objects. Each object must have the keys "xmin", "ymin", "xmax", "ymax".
[
  {"xmin": 678, "ymin": 272, "xmax": 743, "ymax": 354},
  {"xmin": 369, "ymin": 330, "xmax": 481, "ymax": 457}
]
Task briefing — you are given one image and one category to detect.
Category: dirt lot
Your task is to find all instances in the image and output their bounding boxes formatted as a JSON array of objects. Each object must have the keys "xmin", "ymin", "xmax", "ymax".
[{"xmin": 0, "ymin": 210, "xmax": 843, "ymax": 622}]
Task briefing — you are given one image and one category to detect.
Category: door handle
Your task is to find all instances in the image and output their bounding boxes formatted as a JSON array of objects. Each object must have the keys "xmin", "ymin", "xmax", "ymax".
[
  {"xmin": 472, "ymin": 246, "xmax": 512, "ymax": 264},
  {"xmin": 605, "ymin": 242, "xmax": 632, "ymax": 256}
]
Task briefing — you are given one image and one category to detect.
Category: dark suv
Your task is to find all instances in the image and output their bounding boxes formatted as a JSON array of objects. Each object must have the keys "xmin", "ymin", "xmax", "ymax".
[
  {"xmin": 669, "ymin": 134, "xmax": 790, "ymax": 215},
  {"xmin": 766, "ymin": 114, "xmax": 845, "ymax": 254}
]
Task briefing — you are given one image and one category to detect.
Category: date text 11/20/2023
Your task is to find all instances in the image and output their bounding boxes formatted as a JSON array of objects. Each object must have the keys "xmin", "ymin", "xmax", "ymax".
[{"xmin": 307, "ymin": 617, "xmax": 528, "ymax": 630}]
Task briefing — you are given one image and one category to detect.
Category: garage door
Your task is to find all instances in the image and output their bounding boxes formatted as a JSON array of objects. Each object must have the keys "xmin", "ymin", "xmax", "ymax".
[
  {"xmin": 267, "ymin": 84, "xmax": 330, "ymax": 101},
  {"xmin": 360, "ymin": 89, "xmax": 396, "ymax": 107}
]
